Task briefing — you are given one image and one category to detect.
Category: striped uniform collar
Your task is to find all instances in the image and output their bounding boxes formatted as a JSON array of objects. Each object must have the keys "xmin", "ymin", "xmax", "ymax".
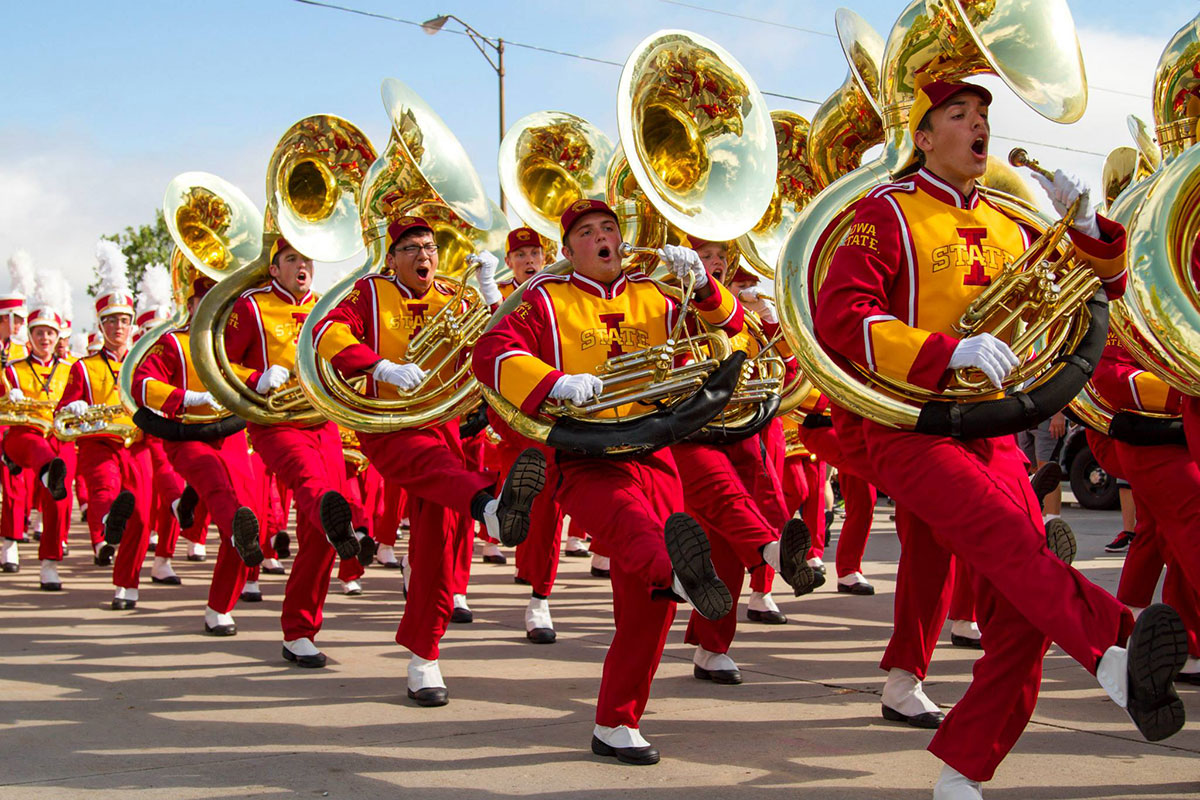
[
  {"xmin": 569, "ymin": 270, "xmax": 626, "ymax": 300},
  {"xmin": 916, "ymin": 168, "xmax": 980, "ymax": 210},
  {"xmin": 270, "ymin": 279, "xmax": 313, "ymax": 305}
]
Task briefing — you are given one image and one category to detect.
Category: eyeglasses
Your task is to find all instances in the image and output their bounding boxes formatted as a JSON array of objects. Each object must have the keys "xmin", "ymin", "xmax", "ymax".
[{"xmin": 396, "ymin": 243, "xmax": 439, "ymax": 256}]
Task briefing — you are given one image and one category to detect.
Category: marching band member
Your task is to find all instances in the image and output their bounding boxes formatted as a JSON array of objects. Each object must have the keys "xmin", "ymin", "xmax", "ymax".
[
  {"xmin": 0, "ymin": 251, "xmax": 33, "ymax": 572},
  {"xmin": 132, "ymin": 275, "xmax": 259, "ymax": 624},
  {"xmin": 473, "ymin": 199, "xmax": 801, "ymax": 764},
  {"xmin": 224, "ymin": 235, "xmax": 367, "ymax": 666},
  {"xmin": 2, "ymin": 273, "xmax": 72, "ymax": 590},
  {"xmin": 313, "ymin": 215, "xmax": 545, "ymax": 704},
  {"xmin": 674, "ymin": 236, "xmax": 816, "ymax": 684},
  {"xmin": 58, "ymin": 242, "xmax": 154, "ymax": 600},
  {"xmin": 814, "ymin": 79, "xmax": 1185, "ymax": 798}
]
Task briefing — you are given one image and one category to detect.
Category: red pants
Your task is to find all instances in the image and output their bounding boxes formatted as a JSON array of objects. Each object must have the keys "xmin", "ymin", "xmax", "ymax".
[
  {"xmin": 360, "ymin": 423, "xmax": 494, "ymax": 660},
  {"xmin": 3, "ymin": 426, "xmax": 72, "ymax": 560},
  {"xmin": 77, "ymin": 438, "xmax": 152, "ymax": 588},
  {"xmin": 796, "ymin": 425, "xmax": 878, "ymax": 577},
  {"xmin": 163, "ymin": 433, "xmax": 255, "ymax": 614},
  {"xmin": 802, "ymin": 460, "xmax": 827, "ymax": 559},
  {"xmin": 0, "ymin": 425, "xmax": 31, "ymax": 541},
  {"xmin": 375, "ymin": 479, "xmax": 407, "ymax": 548},
  {"xmin": 551, "ymin": 449, "xmax": 682, "ymax": 729},
  {"xmin": 249, "ymin": 422, "xmax": 345, "ymax": 641},
  {"xmin": 950, "ymin": 558, "xmax": 977, "ymax": 622},
  {"xmin": 498, "ymin": 438, "xmax": 567, "ymax": 597},
  {"xmin": 860, "ymin": 419, "xmax": 1133, "ymax": 782},
  {"xmin": 674, "ymin": 441, "xmax": 776, "ymax": 654},
  {"xmin": 144, "ymin": 436, "xmax": 184, "ymax": 557}
]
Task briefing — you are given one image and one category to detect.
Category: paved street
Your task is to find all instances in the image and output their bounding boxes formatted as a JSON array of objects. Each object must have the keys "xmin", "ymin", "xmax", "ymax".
[{"xmin": 1, "ymin": 500, "xmax": 1197, "ymax": 799}]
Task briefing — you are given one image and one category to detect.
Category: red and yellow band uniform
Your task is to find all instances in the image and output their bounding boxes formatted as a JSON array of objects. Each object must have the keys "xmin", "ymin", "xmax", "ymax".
[
  {"xmin": 0, "ymin": 337, "xmax": 31, "ymax": 543},
  {"xmin": 815, "ymin": 165, "xmax": 1134, "ymax": 782},
  {"xmin": 58, "ymin": 347, "xmax": 153, "ymax": 589},
  {"xmin": 132, "ymin": 323, "xmax": 255, "ymax": 614},
  {"xmin": 313, "ymin": 271, "xmax": 496, "ymax": 662},
  {"xmin": 224, "ymin": 276, "xmax": 350, "ymax": 644},
  {"xmin": 473, "ymin": 258, "xmax": 743, "ymax": 731},
  {"xmin": 2, "ymin": 352, "xmax": 73, "ymax": 561}
]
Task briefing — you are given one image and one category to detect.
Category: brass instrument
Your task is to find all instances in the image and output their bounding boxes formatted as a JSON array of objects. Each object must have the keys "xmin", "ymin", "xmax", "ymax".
[
  {"xmin": 190, "ymin": 115, "xmax": 377, "ymax": 427},
  {"xmin": 776, "ymin": 0, "xmax": 1092, "ymax": 432},
  {"xmin": 119, "ymin": 169, "xmax": 263, "ymax": 422},
  {"xmin": 499, "ymin": 110, "xmax": 614, "ymax": 246},
  {"xmin": 295, "ymin": 77, "xmax": 497, "ymax": 433},
  {"xmin": 1107, "ymin": 13, "xmax": 1200, "ymax": 396},
  {"xmin": 54, "ymin": 404, "xmax": 140, "ymax": 447},
  {"xmin": 806, "ymin": 8, "xmax": 886, "ymax": 191},
  {"xmin": 0, "ymin": 397, "xmax": 55, "ymax": 436},
  {"xmin": 340, "ymin": 428, "xmax": 369, "ymax": 474}
]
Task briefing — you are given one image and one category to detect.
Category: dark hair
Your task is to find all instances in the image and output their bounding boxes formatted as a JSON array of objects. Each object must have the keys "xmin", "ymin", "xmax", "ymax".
[{"xmin": 388, "ymin": 227, "xmax": 434, "ymax": 256}]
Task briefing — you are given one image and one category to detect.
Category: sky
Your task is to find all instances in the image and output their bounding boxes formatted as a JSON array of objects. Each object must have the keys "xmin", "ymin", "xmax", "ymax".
[{"xmin": 2, "ymin": 0, "xmax": 1195, "ymax": 333}]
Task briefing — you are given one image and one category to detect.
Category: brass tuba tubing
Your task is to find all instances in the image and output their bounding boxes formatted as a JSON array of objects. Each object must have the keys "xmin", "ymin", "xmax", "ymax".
[{"xmin": 1008, "ymin": 148, "xmax": 1055, "ymax": 182}]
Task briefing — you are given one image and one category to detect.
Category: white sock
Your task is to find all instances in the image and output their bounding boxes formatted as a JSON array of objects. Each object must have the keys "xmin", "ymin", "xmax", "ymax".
[
  {"xmin": 453, "ymin": 593, "xmax": 470, "ymax": 611},
  {"xmin": 482, "ymin": 497, "xmax": 501, "ymax": 540},
  {"xmin": 151, "ymin": 557, "xmax": 176, "ymax": 579},
  {"xmin": 950, "ymin": 619, "xmax": 981, "ymax": 640},
  {"xmin": 806, "ymin": 556, "xmax": 823, "ymax": 568},
  {"xmin": 242, "ymin": 581, "xmax": 261, "ymax": 595},
  {"xmin": 188, "ymin": 542, "xmax": 206, "ymax": 557},
  {"xmin": 1182, "ymin": 656, "xmax": 1200, "ymax": 675},
  {"xmin": 1096, "ymin": 646, "xmax": 1129, "ymax": 708},
  {"xmin": 837, "ymin": 571, "xmax": 869, "ymax": 587},
  {"xmin": 1, "ymin": 539, "xmax": 18, "ymax": 563},
  {"xmin": 526, "ymin": 596, "xmax": 553, "ymax": 631},
  {"xmin": 933, "ymin": 763, "xmax": 983, "ymax": 800},
  {"xmin": 377, "ymin": 544, "xmax": 397, "ymax": 564},
  {"xmin": 761, "ymin": 540, "xmax": 780, "ymax": 572},
  {"xmin": 114, "ymin": 586, "xmax": 139, "ymax": 602},
  {"xmin": 482, "ymin": 542, "xmax": 503, "ymax": 558},
  {"xmin": 591, "ymin": 554, "xmax": 610, "ymax": 570},
  {"xmin": 882, "ymin": 668, "xmax": 940, "ymax": 716},
  {"xmin": 284, "ymin": 637, "xmax": 320, "ymax": 656},
  {"xmin": 204, "ymin": 606, "xmax": 234, "ymax": 627},
  {"xmin": 593, "ymin": 724, "xmax": 650, "ymax": 749},
  {"xmin": 565, "ymin": 536, "xmax": 589, "ymax": 552},
  {"xmin": 342, "ymin": 579, "xmax": 362, "ymax": 594},
  {"xmin": 262, "ymin": 557, "xmax": 282, "ymax": 570},
  {"xmin": 407, "ymin": 653, "xmax": 446, "ymax": 691},
  {"xmin": 693, "ymin": 645, "xmax": 738, "ymax": 672},
  {"xmin": 747, "ymin": 591, "xmax": 780, "ymax": 613},
  {"xmin": 40, "ymin": 560, "xmax": 59, "ymax": 581},
  {"xmin": 1043, "ymin": 513, "xmax": 1061, "ymax": 523}
]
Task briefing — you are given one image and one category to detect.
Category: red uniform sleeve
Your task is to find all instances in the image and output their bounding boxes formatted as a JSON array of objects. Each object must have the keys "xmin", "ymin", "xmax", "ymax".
[
  {"xmin": 132, "ymin": 335, "xmax": 186, "ymax": 418},
  {"xmin": 57, "ymin": 360, "xmax": 88, "ymax": 409},
  {"xmin": 223, "ymin": 295, "xmax": 264, "ymax": 390},
  {"xmin": 472, "ymin": 293, "xmax": 563, "ymax": 416},
  {"xmin": 312, "ymin": 278, "xmax": 382, "ymax": 375},
  {"xmin": 814, "ymin": 195, "xmax": 958, "ymax": 392},
  {"xmin": 1091, "ymin": 339, "xmax": 1181, "ymax": 415},
  {"xmin": 689, "ymin": 278, "xmax": 744, "ymax": 334},
  {"xmin": 1070, "ymin": 214, "xmax": 1127, "ymax": 300}
]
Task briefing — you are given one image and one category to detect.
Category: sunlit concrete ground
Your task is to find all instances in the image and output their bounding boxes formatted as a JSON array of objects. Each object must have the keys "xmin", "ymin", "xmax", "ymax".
[{"xmin": 1, "ymin": 496, "xmax": 1197, "ymax": 799}]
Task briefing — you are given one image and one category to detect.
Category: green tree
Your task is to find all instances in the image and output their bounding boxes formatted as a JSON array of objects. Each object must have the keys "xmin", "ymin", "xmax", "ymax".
[{"xmin": 89, "ymin": 209, "xmax": 173, "ymax": 297}]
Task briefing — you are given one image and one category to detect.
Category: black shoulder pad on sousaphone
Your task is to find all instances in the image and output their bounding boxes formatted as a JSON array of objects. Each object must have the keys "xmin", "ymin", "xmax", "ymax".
[
  {"xmin": 914, "ymin": 294, "xmax": 1109, "ymax": 439},
  {"xmin": 546, "ymin": 352, "xmax": 746, "ymax": 458},
  {"xmin": 132, "ymin": 407, "xmax": 247, "ymax": 442},
  {"xmin": 684, "ymin": 389, "xmax": 781, "ymax": 445}
]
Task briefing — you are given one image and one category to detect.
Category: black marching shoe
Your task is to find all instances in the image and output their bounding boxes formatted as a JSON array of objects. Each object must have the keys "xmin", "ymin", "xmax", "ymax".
[
  {"xmin": 590, "ymin": 566, "xmax": 610, "ymax": 579},
  {"xmin": 355, "ymin": 529, "xmax": 378, "ymax": 567},
  {"xmin": 407, "ymin": 687, "xmax": 449, "ymax": 707},
  {"xmin": 231, "ymin": 506, "xmax": 263, "ymax": 567},
  {"xmin": 1, "ymin": 562, "xmax": 18, "ymax": 574},
  {"xmin": 319, "ymin": 491, "xmax": 360, "ymax": 560},
  {"xmin": 746, "ymin": 608, "xmax": 787, "ymax": 624},
  {"xmin": 40, "ymin": 458, "xmax": 68, "ymax": 501},
  {"xmin": 282, "ymin": 644, "xmax": 327, "ymax": 668},
  {"xmin": 1030, "ymin": 461, "xmax": 1063, "ymax": 505},
  {"xmin": 591, "ymin": 735, "xmax": 659, "ymax": 766},
  {"xmin": 950, "ymin": 633, "xmax": 983, "ymax": 650},
  {"xmin": 881, "ymin": 703, "xmax": 944, "ymax": 729},
  {"xmin": 110, "ymin": 598, "xmax": 137, "ymax": 610},
  {"xmin": 240, "ymin": 587, "xmax": 263, "ymax": 603},
  {"xmin": 777, "ymin": 519, "xmax": 818, "ymax": 596},
  {"xmin": 837, "ymin": 579, "xmax": 876, "ymax": 596},
  {"xmin": 693, "ymin": 664, "xmax": 742, "ymax": 685},
  {"xmin": 103, "ymin": 490, "xmax": 136, "ymax": 546},
  {"xmin": 151, "ymin": 574, "xmax": 182, "ymax": 586},
  {"xmin": 513, "ymin": 575, "xmax": 532, "ymax": 586},
  {"xmin": 205, "ymin": 622, "xmax": 237, "ymax": 636},
  {"xmin": 664, "ymin": 513, "xmax": 732, "ymax": 621},
  {"xmin": 526, "ymin": 627, "xmax": 556, "ymax": 644},
  {"xmin": 489, "ymin": 448, "xmax": 546, "ymax": 547},
  {"xmin": 93, "ymin": 543, "xmax": 115, "ymax": 567},
  {"xmin": 1125, "ymin": 603, "xmax": 1188, "ymax": 741},
  {"xmin": 272, "ymin": 530, "xmax": 291, "ymax": 560},
  {"xmin": 174, "ymin": 485, "xmax": 199, "ymax": 529}
]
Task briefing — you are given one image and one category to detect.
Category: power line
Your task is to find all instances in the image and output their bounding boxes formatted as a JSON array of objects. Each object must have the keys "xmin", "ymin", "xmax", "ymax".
[
  {"xmin": 656, "ymin": 0, "xmax": 835, "ymax": 38},
  {"xmin": 289, "ymin": 0, "xmax": 1116, "ymax": 160}
]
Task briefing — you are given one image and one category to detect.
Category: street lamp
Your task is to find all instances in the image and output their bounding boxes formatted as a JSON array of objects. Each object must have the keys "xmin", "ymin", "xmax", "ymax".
[{"xmin": 423, "ymin": 13, "xmax": 507, "ymax": 212}]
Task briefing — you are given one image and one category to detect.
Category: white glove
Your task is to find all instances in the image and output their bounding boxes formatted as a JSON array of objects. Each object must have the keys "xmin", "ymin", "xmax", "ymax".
[
  {"xmin": 183, "ymin": 390, "xmax": 215, "ymax": 408},
  {"xmin": 948, "ymin": 333, "xmax": 1019, "ymax": 390},
  {"xmin": 658, "ymin": 244, "xmax": 709, "ymax": 289},
  {"xmin": 373, "ymin": 359, "xmax": 427, "ymax": 391},
  {"xmin": 549, "ymin": 373, "xmax": 604, "ymax": 405},
  {"xmin": 255, "ymin": 364, "xmax": 290, "ymax": 394},
  {"xmin": 473, "ymin": 251, "xmax": 502, "ymax": 306},
  {"xmin": 63, "ymin": 400, "xmax": 88, "ymax": 416},
  {"xmin": 7, "ymin": 388, "xmax": 24, "ymax": 403},
  {"xmin": 1031, "ymin": 169, "xmax": 1101, "ymax": 239},
  {"xmin": 738, "ymin": 288, "xmax": 777, "ymax": 324}
]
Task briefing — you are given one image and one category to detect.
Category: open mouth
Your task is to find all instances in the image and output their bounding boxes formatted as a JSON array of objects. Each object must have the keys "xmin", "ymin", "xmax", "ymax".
[
  {"xmin": 597, "ymin": 245, "xmax": 612, "ymax": 259},
  {"xmin": 522, "ymin": 267, "xmax": 538, "ymax": 277},
  {"xmin": 971, "ymin": 135, "xmax": 987, "ymax": 158},
  {"xmin": 416, "ymin": 266, "xmax": 430, "ymax": 279}
]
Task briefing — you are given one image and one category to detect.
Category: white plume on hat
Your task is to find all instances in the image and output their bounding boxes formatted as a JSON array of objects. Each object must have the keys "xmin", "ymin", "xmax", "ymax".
[
  {"xmin": 136, "ymin": 263, "xmax": 173, "ymax": 318},
  {"xmin": 6, "ymin": 249, "xmax": 35, "ymax": 298},
  {"xmin": 70, "ymin": 331, "xmax": 90, "ymax": 357},
  {"xmin": 95, "ymin": 239, "xmax": 133, "ymax": 298},
  {"xmin": 32, "ymin": 269, "xmax": 68, "ymax": 318}
]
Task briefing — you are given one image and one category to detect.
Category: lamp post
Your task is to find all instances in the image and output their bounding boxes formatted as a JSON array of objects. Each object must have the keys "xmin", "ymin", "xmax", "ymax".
[{"xmin": 423, "ymin": 13, "xmax": 507, "ymax": 212}]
